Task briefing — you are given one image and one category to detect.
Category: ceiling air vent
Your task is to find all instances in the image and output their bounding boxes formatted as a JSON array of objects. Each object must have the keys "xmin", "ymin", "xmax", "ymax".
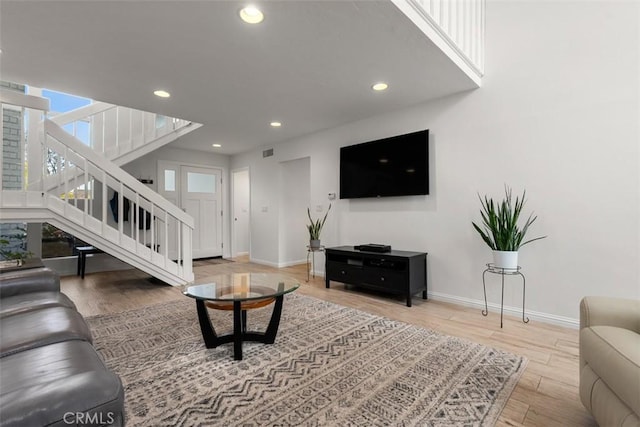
[{"xmin": 263, "ymin": 148, "xmax": 274, "ymax": 158}]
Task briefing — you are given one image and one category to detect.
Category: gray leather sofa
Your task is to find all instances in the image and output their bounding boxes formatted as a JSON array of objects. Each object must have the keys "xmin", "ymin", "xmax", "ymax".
[
  {"xmin": 0, "ymin": 267, "xmax": 125, "ymax": 426},
  {"xmin": 580, "ymin": 296, "xmax": 640, "ymax": 427}
]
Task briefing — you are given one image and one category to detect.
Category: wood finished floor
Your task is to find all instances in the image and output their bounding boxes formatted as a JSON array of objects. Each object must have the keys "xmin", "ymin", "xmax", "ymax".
[{"xmin": 60, "ymin": 257, "xmax": 597, "ymax": 427}]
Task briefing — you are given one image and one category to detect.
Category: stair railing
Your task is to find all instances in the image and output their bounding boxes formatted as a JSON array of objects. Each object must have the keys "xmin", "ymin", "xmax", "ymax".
[
  {"xmin": 49, "ymin": 102, "xmax": 192, "ymax": 159},
  {"xmin": 43, "ymin": 102, "xmax": 199, "ymax": 194},
  {"xmin": 1, "ymin": 89, "xmax": 194, "ymax": 284}
]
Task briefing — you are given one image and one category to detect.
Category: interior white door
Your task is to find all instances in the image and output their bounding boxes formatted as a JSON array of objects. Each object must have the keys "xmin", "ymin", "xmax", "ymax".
[
  {"xmin": 181, "ymin": 166, "xmax": 222, "ymax": 258},
  {"xmin": 232, "ymin": 169, "xmax": 250, "ymax": 257}
]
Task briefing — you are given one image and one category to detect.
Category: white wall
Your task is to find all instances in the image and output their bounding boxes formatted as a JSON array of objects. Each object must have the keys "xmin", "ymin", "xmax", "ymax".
[
  {"xmin": 231, "ymin": 0, "xmax": 640, "ymax": 323},
  {"xmin": 278, "ymin": 157, "xmax": 311, "ymax": 266},
  {"xmin": 243, "ymin": 150, "xmax": 284, "ymax": 266}
]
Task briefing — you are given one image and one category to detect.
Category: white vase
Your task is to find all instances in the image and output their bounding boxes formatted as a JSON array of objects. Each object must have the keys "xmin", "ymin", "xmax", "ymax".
[{"xmin": 492, "ymin": 250, "xmax": 518, "ymax": 269}]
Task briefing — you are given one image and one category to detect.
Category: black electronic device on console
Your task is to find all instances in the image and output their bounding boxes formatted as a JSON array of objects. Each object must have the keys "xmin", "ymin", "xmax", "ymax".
[{"xmin": 354, "ymin": 244, "xmax": 392, "ymax": 253}]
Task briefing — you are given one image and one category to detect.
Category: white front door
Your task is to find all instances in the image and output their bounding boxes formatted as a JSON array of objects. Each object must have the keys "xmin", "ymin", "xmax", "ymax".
[
  {"xmin": 158, "ymin": 162, "xmax": 222, "ymax": 260},
  {"xmin": 181, "ymin": 166, "xmax": 222, "ymax": 259}
]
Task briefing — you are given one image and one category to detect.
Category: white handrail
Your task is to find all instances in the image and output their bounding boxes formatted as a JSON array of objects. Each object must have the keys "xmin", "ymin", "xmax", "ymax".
[
  {"xmin": 48, "ymin": 101, "xmax": 194, "ymax": 159},
  {"xmin": 0, "ymin": 88, "xmax": 50, "ymax": 111},
  {"xmin": 44, "ymin": 120, "xmax": 194, "ymax": 282},
  {"xmin": 49, "ymin": 101, "xmax": 115, "ymax": 126},
  {"xmin": 44, "ymin": 119, "xmax": 193, "ymax": 227}
]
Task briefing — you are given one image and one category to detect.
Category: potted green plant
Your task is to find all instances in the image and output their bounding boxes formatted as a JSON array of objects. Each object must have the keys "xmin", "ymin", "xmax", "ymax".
[
  {"xmin": 307, "ymin": 204, "xmax": 331, "ymax": 249},
  {"xmin": 0, "ymin": 235, "xmax": 33, "ymax": 268},
  {"xmin": 472, "ymin": 186, "xmax": 546, "ymax": 269}
]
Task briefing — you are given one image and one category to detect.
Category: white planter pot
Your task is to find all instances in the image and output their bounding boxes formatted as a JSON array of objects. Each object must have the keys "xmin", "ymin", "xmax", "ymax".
[
  {"xmin": 309, "ymin": 239, "xmax": 321, "ymax": 249},
  {"xmin": 492, "ymin": 250, "xmax": 518, "ymax": 269}
]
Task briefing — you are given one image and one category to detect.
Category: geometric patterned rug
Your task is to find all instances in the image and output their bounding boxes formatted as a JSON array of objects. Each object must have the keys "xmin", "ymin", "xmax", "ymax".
[{"xmin": 87, "ymin": 294, "xmax": 527, "ymax": 426}]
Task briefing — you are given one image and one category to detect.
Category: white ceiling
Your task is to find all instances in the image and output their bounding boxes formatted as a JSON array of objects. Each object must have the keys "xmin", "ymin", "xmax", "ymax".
[{"xmin": 0, "ymin": 0, "xmax": 478, "ymax": 155}]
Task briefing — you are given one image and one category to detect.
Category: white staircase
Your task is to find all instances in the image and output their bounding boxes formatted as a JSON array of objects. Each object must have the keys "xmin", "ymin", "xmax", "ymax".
[
  {"xmin": 44, "ymin": 101, "xmax": 201, "ymax": 193},
  {"xmin": 0, "ymin": 90, "xmax": 195, "ymax": 286},
  {"xmin": 49, "ymin": 101, "xmax": 201, "ymax": 166}
]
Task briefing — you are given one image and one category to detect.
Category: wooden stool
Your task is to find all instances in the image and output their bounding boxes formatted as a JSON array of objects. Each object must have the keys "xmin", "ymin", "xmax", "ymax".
[{"xmin": 75, "ymin": 246, "xmax": 103, "ymax": 279}]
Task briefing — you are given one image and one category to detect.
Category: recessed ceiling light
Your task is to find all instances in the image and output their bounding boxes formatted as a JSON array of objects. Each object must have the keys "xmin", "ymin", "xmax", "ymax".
[
  {"xmin": 212, "ymin": 143, "xmax": 222, "ymax": 148},
  {"xmin": 239, "ymin": 6, "xmax": 264, "ymax": 24},
  {"xmin": 270, "ymin": 121, "xmax": 282, "ymax": 127},
  {"xmin": 154, "ymin": 90, "xmax": 171, "ymax": 98},
  {"xmin": 372, "ymin": 82, "xmax": 388, "ymax": 91}
]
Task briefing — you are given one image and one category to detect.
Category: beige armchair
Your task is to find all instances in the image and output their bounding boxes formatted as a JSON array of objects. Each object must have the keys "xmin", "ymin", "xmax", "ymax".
[{"xmin": 580, "ymin": 296, "xmax": 640, "ymax": 426}]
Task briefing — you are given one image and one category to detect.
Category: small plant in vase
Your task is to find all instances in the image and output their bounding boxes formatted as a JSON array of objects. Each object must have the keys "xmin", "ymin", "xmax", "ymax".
[
  {"xmin": 307, "ymin": 204, "xmax": 331, "ymax": 249},
  {"xmin": 0, "ymin": 236, "xmax": 33, "ymax": 268},
  {"xmin": 472, "ymin": 186, "xmax": 546, "ymax": 269}
]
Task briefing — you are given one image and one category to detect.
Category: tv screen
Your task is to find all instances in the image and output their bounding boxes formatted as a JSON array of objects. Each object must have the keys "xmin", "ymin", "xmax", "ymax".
[{"xmin": 340, "ymin": 129, "xmax": 429, "ymax": 199}]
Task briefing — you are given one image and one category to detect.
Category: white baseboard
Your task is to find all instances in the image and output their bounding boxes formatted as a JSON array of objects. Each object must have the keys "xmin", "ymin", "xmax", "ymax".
[
  {"xmin": 249, "ymin": 258, "xmax": 278, "ymax": 268},
  {"xmin": 278, "ymin": 259, "xmax": 306, "ymax": 268},
  {"xmin": 310, "ymin": 269, "xmax": 325, "ymax": 278},
  {"xmin": 50, "ymin": 250, "xmax": 577, "ymax": 328},
  {"xmin": 428, "ymin": 291, "xmax": 579, "ymax": 329}
]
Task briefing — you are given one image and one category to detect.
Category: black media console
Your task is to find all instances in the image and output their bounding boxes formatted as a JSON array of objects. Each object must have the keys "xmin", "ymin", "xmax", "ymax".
[{"xmin": 325, "ymin": 246, "xmax": 428, "ymax": 307}]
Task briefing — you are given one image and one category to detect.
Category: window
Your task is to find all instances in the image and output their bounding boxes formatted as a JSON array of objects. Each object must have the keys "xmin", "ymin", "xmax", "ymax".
[
  {"xmin": 43, "ymin": 89, "xmax": 92, "ymax": 146},
  {"xmin": 155, "ymin": 115, "xmax": 167, "ymax": 129},
  {"xmin": 164, "ymin": 170, "xmax": 176, "ymax": 192},
  {"xmin": 187, "ymin": 172, "xmax": 216, "ymax": 193}
]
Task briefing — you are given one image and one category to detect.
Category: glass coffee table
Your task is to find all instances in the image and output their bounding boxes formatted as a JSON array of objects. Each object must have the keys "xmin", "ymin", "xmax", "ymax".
[{"xmin": 183, "ymin": 273, "xmax": 300, "ymax": 360}]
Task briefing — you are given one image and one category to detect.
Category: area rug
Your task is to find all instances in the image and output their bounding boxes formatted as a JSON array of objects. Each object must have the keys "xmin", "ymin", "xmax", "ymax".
[{"xmin": 87, "ymin": 294, "xmax": 527, "ymax": 426}]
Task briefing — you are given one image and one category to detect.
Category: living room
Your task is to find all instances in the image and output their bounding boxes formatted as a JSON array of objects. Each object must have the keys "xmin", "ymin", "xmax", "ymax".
[
  {"xmin": 1, "ymin": 0, "xmax": 638, "ymax": 426},
  {"xmin": 120, "ymin": 0, "xmax": 638, "ymax": 325}
]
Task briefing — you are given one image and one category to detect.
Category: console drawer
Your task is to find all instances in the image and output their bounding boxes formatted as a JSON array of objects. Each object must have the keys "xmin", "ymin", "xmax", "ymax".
[
  {"xmin": 362, "ymin": 269, "xmax": 407, "ymax": 291},
  {"xmin": 326, "ymin": 263, "xmax": 363, "ymax": 282}
]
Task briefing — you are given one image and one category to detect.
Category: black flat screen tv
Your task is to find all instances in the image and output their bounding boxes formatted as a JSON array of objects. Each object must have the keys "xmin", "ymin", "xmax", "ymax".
[{"xmin": 340, "ymin": 129, "xmax": 429, "ymax": 199}]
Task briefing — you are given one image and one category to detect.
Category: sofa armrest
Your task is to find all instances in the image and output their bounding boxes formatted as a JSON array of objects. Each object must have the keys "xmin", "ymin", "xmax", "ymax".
[
  {"xmin": 580, "ymin": 296, "xmax": 640, "ymax": 334},
  {"xmin": 0, "ymin": 268, "xmax": 60, "ymax": 297}
]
